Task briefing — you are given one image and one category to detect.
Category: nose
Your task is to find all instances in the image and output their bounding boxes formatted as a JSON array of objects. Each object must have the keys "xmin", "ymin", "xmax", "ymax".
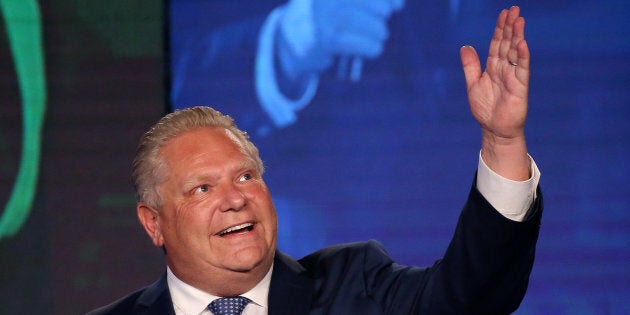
[{"xmin": 219, "ymin": 183, "xmax": 247, "ymax": 212}]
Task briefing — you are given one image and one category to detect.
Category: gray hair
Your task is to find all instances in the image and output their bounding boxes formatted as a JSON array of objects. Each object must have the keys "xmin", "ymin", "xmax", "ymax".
[{"xmin": 131, "ymin": 106, "xmax": 264, "ymax": 208}]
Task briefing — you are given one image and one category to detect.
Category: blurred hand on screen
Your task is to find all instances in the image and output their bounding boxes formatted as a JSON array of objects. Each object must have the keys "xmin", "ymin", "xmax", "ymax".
[{"xmin": 278, "ymin": 0, "xmax": 404, "ymax": 81}]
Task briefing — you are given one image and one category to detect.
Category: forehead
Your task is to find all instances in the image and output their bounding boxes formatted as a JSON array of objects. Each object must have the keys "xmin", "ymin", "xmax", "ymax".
[
  {"xmin": 161, "ymin": 127, "xmax": 250, "ymax": 163},
  {"xmin": 165, "ymin": 127, "xmax": 243, "ymax": 152},
  {"xmin": 159, "ymin": 127, "xmax": 254, "ymax": 178}
]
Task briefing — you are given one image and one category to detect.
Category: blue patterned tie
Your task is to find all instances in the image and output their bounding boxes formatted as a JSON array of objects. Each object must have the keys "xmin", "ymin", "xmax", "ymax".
[{"xmin": 208, "ymin": 296, "xmax": 251, "ymax": 315}]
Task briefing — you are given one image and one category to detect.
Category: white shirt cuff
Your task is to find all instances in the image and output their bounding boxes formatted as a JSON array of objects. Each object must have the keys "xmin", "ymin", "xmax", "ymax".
[{"xmin": 476, "ymin": 151, "xmax": 541, "ymax": 222}]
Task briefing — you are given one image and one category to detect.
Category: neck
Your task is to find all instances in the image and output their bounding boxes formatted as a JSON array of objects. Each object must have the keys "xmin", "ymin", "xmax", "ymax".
[{"xmin": 167, "ymin": 258, "xmax": 273, "ymax": 296}]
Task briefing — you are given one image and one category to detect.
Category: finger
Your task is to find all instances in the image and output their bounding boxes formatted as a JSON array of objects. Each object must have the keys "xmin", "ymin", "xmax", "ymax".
[
  {"xmin": 460, "ymin": 45, "xmax": 482, "ymax": 92},
  {"xmin": 331, "ymin": 32, "xmax": 386, "ymax": 58},
  {"xmin": 500, "ymin": 6, "xmax": 520, "ymax": 61},
  {"xmin": 390, "ymin": 0, "xmax": 405, "ymax": 11},
  {"xmin": 338, "ymin": 10, "xmax": 389, "ymax": 42},
  {"xmin": 488, "ymin": 9, "xmax": 508, "ymax": 59},
  {"xmin": 344, "ymin": 0, "xmax": 400, "ymax": 18},
  {"xmin": 509, "ymin": 16, "xmax": 526, "ymax": 65},
  {"xmin": 515, "ymin": 39, "xmax": 531, "ymax": 85},
  {"xmin": 326, "ymin": 11, "xmax": 389, "ymax": 57}
]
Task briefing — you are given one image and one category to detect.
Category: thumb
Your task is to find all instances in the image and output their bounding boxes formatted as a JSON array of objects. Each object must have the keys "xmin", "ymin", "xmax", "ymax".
[{"xmin": 460, "ymin": 45, "xmax": 482, "ymax": 92}]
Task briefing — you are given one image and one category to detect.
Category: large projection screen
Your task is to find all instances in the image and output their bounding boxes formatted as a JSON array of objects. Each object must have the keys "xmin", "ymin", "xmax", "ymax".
[{"xmin": 167, "ymin": 1, "xmax": 629, "ymax": 314}]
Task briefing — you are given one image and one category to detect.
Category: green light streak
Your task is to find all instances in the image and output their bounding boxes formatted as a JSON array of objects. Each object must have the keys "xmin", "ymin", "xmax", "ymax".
[{"xmin": 0, "ymin": 0, "xmax": 46, "ymax": 239}]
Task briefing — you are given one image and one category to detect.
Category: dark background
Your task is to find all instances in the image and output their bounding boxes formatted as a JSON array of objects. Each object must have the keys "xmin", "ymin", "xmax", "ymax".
[
  {"xmin": 0, "ymin": 1, "xmax": 164, "ymax": 314},
  {"xmin": 1, "ymin": 1, "xmax": 629, "ymax": 314}
]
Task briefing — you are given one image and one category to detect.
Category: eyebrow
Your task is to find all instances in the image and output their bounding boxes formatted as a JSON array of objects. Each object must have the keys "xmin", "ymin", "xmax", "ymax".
[
  {"xmin": 179, "ymin": 158, "xmax": 258, "ymax": 190},
  {"xmin": 238, "ymin": 158, "xmax": 258, "ymax": 171},
  {"xmin": 180, "ymin": 173, "xmax": 218, "ymax": 192}
]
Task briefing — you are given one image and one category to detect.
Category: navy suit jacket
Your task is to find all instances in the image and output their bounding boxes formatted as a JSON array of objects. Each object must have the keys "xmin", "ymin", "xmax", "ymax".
[{"xmin": 87, "ymin": 184, "xmax": 542, "ymax": 315}]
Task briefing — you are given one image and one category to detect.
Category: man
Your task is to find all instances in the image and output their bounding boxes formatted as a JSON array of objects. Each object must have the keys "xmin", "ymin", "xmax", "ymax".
[{"xmin": 89, "ymin": 6, "xmax": 542, "ymax": 314}]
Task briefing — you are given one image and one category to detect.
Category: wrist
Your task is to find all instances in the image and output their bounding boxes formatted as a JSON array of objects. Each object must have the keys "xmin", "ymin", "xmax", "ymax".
[{"xmin": 481, "ymin": 131, "xmax": 530, "ymax": 181}]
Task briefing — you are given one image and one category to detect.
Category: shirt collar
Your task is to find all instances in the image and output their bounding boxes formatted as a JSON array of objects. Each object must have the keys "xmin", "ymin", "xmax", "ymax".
[{"xmin": 167, "ymin": 264, "xmax": 273, "ymax": 315}]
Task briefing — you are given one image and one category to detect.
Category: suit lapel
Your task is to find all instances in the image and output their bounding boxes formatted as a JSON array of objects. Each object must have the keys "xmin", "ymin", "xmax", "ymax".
[
  {"xmin": 135, "ymin": 254, "xmax": 315, "ymax": 315},
  {"xmin": 135, "ymin": 273, "xmax": 176, "ymax": 315},
  {"xmin": 268, "ymin": 251, "xmax": 315, "ymax": 315}
]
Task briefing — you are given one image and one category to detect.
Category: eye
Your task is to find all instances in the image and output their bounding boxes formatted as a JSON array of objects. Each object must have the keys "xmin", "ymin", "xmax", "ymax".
[
  {"xmin": 196, "ymin": 184, "xmax": 210, "ymax": 193},
  {"xmin": 238, "ymin": 173, "xmax": 253, "ymax": 182}
]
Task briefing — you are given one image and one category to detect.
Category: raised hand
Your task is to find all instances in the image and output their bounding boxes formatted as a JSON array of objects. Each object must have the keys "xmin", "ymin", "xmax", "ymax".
[{"xmin": 460, "ymin": 6, "xmax": 531, "ymax": 181}]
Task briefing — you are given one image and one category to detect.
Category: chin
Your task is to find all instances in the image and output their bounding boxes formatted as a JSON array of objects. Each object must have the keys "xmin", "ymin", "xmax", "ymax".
[{"xmin": 228, "ymin": 246, "xmax": 271, "ymax": 272}]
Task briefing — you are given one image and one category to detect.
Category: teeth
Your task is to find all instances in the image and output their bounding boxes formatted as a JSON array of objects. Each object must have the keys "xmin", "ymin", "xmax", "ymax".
[{"xmin": 218, "ymin": 223, "xmax": 253, "ymax": 236}]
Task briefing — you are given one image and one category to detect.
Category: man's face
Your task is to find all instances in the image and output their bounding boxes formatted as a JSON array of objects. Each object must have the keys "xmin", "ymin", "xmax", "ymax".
[{"xmin": 144, "ymin": 127, "xmax": 277, "ymax": 286}]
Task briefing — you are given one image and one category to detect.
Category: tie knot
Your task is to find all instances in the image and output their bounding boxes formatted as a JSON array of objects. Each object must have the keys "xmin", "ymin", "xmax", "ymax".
[{"xmin": 208, "ymin": 296, "xmax": 252, "ymax": 315}]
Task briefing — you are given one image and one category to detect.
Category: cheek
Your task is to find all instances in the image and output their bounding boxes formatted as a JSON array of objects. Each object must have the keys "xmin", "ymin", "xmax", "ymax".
[
  {"xmin": 250, "ymin": 190, "xmax": 275, "ymax": 216},
  {"xmin": 245, "ymin": 188, "xmax": 276, "ymax": 232},
  {"xmin": 165, "ymin": 203, "xmax": 212, "ymax": 238},
  {"xmin": 248, "ymin": 182, "xmax": 272, "ymax": 202},
  {"xmin": 259, "ymin": 198, "xmax": 278, "ymax": 240}
]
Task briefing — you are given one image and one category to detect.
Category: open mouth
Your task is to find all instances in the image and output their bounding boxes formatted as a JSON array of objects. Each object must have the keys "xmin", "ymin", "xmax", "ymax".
[{"xmin": 217, "ymin": 223, "xmax": 254, "ymax": 237}]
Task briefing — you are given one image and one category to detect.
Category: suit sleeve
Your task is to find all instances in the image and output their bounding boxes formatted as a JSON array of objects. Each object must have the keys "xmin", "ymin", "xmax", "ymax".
[{"xmin": 364, "ymin": 181, "xmax": 543, "ymax": 315}]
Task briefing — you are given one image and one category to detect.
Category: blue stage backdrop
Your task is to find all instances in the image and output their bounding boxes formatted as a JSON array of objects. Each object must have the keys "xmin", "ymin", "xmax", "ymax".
[{"xmin": 168, "ymin": 0, "xmax": 629, "ymax": 314}]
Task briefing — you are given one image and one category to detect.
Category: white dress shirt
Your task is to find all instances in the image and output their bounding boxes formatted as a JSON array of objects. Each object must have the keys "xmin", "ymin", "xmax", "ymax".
[
  {"xmin": 477, "ymin": 151, "xmax": 540, "ymax": 221},
  {"xmin": 168, "ymin": 153, "xmax": 541, "ymax": 315},
  {"xmin": 168, "ymin": 265, "xmax": 272, "ymax": 315}
]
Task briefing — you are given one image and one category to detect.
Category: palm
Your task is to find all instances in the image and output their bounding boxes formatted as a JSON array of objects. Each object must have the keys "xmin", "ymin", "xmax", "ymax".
[{"xmin": 461, "ymin": 7, "xmax": 530, "ymax": 140}]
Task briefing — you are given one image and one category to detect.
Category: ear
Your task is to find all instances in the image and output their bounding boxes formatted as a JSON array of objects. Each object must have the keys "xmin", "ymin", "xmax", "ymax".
[{"xmin": 137, "ymin": 202, "xmax": 164, "ymax": 247}]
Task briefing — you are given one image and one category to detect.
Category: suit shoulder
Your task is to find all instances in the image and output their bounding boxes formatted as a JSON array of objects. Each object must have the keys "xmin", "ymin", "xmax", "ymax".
[
  {"xmin": 86, "ymin": 288, "xmax": 145, "ymax": 315},
  {"xmin": 298, "ymin": 240, "xmax": 393, "ymax": 274},
  {"xmin": 305, "ymin": 239, "xmax": 388, "ymax": 256},
  {"xmin": 86, "ymin": 275, "xmax": 170, "ymax": 315}
]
